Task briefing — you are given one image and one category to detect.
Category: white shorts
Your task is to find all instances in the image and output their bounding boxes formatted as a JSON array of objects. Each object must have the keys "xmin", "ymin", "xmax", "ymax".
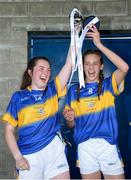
[
  {"xmin": 78, "ymin": 138, "xmax": 124, "ymax": 175},
  {"xmin": 17, "ymin": 135, "xmax": 69, "ymax": 179}
]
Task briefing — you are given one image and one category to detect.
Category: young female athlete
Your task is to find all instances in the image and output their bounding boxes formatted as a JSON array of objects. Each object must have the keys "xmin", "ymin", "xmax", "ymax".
[
  {"xmin": 2, "ymin": 48, "xmax": 72, "ymax": 179},
  {"xmin": 63, "ymin": 25, "xmax": 129, "ymax": 179}
]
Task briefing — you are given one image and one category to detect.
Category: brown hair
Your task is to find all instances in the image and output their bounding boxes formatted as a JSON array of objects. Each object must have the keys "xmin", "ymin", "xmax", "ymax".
[
  {"xmin": 77, "ymin": 49, "xmax": 104, "ymax": 101},
  {"xmin": 20, "ymin": 56, "xmax": 51, "ymax": 90}
]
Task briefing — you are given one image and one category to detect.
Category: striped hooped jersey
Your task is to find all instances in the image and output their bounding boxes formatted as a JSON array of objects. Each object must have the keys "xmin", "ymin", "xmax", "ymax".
[
  {"xmin": 2, "ymin": 76, "xmax": 66, "ymax": 155},
  {"xmin": 65, "ymin": 73, "xmax": 124, "ymax": 145}
]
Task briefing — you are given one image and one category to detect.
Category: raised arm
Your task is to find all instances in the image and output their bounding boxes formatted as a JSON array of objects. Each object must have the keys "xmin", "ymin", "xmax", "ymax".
[
  {"xmin": 58, "ymin": 45, "xmax": 72, "ymax": 90},
  {"xmin": 87, "ymin": 26, "xmax": 129, "ymax": 86}
]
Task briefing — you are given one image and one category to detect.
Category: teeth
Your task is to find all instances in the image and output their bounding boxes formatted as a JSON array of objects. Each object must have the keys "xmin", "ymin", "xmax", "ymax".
[
  {"xmin": 41, "ymin": 76, "xmax": 46, "ymax": 79},
  {"xmin": 89, "ymin": 73, "xmax": 95, "ymax": 77},
  {"xmin": 40, "ymin": 77, "xmax": 46, "ymax": 80}
]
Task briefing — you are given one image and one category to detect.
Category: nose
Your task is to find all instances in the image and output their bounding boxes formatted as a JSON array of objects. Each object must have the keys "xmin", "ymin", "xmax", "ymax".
[
  {"xmin": 89, "ymin": 64, "xmax": 94, "ymax": 70},
  {"xmin": 44, "ymin": 69, "xmax": 50, "ymax": 77},
  {"xmin": 44, "ymin": 69, "xmax": 48, "ymax": 75}
]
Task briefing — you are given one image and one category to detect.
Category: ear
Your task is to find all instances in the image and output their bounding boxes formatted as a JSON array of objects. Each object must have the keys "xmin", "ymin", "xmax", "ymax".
[
  {"xmin": 28, "ymin": 69, "xmax": 32, "ymax": 77},
  {"xmin": 100, "ymin": 64, "xmax": 104, "ymax": 70}
]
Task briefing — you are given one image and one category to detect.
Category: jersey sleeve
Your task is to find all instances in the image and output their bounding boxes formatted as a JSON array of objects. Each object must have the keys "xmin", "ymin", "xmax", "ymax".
[
  {"xmin": 64, "ymin": 86, "xmax": 72, "ymax": 110},
  {"xmin": 111, "ymin": 73, "xmax": 124, "ymax": 96},
  {"xmin": 55, "ymin": 76, "xmax": 67, "ymax": 98},
  {"xmin": 2, "ymin": 92, "xmax": 19, "ymax": 127}
]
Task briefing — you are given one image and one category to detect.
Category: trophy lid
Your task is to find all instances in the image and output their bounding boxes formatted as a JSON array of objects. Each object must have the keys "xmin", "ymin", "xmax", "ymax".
[{"xmin": 83, "ymin": 15, "xmax": 100, "ymax": 30}]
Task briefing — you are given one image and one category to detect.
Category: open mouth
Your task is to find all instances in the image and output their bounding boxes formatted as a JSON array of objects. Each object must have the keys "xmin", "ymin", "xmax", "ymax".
[
  {"xmin": 88, "ymin": 72, "xmax": 95, "ymax": 77},
  {"xmin": 40, "ymin": 77, "xmax": 46, "ymax": 82}
]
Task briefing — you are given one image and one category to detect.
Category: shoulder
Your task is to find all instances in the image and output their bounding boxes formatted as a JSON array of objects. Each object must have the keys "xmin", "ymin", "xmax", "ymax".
[
  {"xmin": 103, "ymin": 75, "xmax": 112, "ymax": 85},
  {"xmin": 48, "ymin": 79, "xmax": 54, "ymax": 86},
  {"xmin": 47, "ymin": 79, "xmax": 56, "ymax": 92},
  {"xmin": 67, "ymin": 83, "xmax": 79, "ymax": 96},
  {"xmin": 69, "ymin": 83, "xmax": 79, "ymax": 91},
  {"xmin": 102, "ymin": 75, "xmax": 117, "ymax": 94},
  {"xmin": 10, "ymin": 89, "xmax": 28, "ymax": 100},
  {"xmin": 14, "ymin": 89, "xmax": 28, "ymax": 95}
]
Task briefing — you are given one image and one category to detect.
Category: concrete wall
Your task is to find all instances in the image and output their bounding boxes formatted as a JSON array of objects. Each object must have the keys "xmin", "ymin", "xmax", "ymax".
[{"xmin": 0, "ymin": 0, "xmax": 130, "ymax": 178}]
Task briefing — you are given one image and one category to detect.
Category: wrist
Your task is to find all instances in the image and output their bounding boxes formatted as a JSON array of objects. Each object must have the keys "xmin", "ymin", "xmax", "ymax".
[
  {"xmin": 66, "ymin": 119, "xmax": 74, "ymax": 123},
  {"xmin": 66, "ymin": 120, "xmax": 75, "ymax": 128},
  {"xmin": 66, "ymin": 119, "xmax": 75, "ymax": 125},
  {"xmin": 95, "ymin": 41, "xmax": 101, "ymax": 46},
  {"xmin": 95, "ymin": 41, "xmax": 104, "ymax": 49},
  {"xmin": 14, "ymin": 153, "xmax": 22, "ymax": 160}
]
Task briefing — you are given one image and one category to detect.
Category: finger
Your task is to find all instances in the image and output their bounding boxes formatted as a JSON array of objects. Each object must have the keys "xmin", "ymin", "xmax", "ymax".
[
  {"xmin": 24, "ymin": 158, "xmax": 30, "ymax": 170},
  {"xmin": 23, "ymin": 164, "xmax": 30, "ymax": 170},
  {"xmin": 70, "ymin": 107, "xmax": 74, "ymax": 111},
  {"xmin": 64, "ymin": 114, "xmax": 72, "ymax": 121},
  {"xmin": 63, "ymin": 111, "xmax": 68, "ymax": 117},
  {"xmin": 63, "ymin": 109, "xmax": 71, "ymax": 115},
  {"xmin": 17, "ymin": 164, "xmax": 25, "ymax": 171},
  {"xmin": 63, "ymin": 108, "xmax": 68, "ymax": 113},
  {"xmin": 89, "ymin": 27, "xmax": 95, "ymax": 32},
  {"xmin": 90, "ymin": 25, "xmax": 98, "ymax": 32},
  {"xmin": 62, "ymin": 110, "xmax": 67, "ymax": 115},
  {"xmin": 92, "ymin": 24, "xmax": 98, "ymax": 30},
  {"xmin": 18, "ymin": 167, "xmax": 24, "ymax": 171},
  {"xmin": 86, "ymin": 33, "xmax": 94, "ymax": 38},
  {"xmin": 18, "ymin": 163, "xmax": 30, "ymax": 171}
]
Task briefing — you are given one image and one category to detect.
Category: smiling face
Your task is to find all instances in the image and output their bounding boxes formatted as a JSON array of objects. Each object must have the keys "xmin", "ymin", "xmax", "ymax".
[
  {"xmin": 84, "ymin": 53, "xmax": 103, "ymax": 83},
  {"xmin": 28, "ymin": 59, "xmax": 51, "ymax": 90}
]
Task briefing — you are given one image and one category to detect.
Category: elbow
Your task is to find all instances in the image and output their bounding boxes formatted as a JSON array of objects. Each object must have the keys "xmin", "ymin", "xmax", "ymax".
[
  {"xmin": 124, "ymin": 64, "xmax": 129, "ymax": 73},
  {"xmin": 122, "ymin": 63, "xmax": 129, "ymax": 73}
]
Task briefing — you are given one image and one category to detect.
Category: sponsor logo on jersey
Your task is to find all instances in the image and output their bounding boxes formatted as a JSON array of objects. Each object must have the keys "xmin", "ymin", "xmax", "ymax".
[{"xmin": 38, "ymin": 108, "xmax": 44, "ymax": 114}]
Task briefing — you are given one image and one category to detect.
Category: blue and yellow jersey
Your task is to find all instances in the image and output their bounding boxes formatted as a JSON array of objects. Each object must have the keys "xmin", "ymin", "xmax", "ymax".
[
  {"xmin": 2, "ymin": 76, "xmax": 66, "ymax": 155},
  {"xmin": 65, "ymin": 73, "xmax": 124, "ymax": 145}
]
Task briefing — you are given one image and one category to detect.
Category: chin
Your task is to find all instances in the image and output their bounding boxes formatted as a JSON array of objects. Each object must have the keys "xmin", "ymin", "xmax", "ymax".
[
  {"xmin": 43, "ymin": 83, "xmax": 48, "ymax": 88},
  {"xmin": 87, "ymin": 78, "xmax": 98, "ymax": 83}
]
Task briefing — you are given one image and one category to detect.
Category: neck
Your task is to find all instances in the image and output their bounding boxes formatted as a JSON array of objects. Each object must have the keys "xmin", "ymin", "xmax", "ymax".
[{"xmin": 30, "ymin": 85, "xmax": 46, "ymax": 91}]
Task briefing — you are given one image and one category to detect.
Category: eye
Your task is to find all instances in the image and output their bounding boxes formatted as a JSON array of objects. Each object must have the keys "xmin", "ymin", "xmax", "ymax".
[
  {"xmin": 84, "ymin": 62, "xmax": 89, "ymax": 66},
  {"xmin": 94, "ymin": 62, "xmax": 100, "ymax": 66},
  {"xmin": 48, "ymin": 68, "xmax": 51, "ymax": 72},
  {"xmin": 39, "ymin": 67, "xmax": 44, "ymax": 71}
]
